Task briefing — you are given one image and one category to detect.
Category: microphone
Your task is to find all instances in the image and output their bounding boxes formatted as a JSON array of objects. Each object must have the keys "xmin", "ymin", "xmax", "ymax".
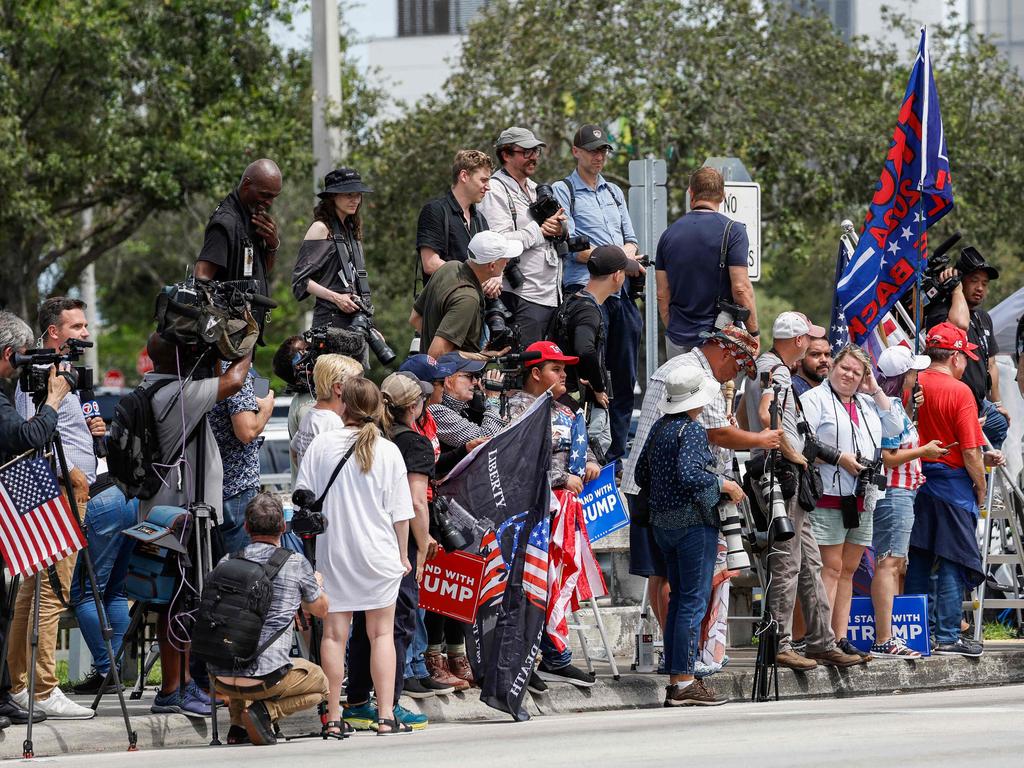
[{"xmin": 80, "ymin": 388, "xmax": 107, "ymax": 459}]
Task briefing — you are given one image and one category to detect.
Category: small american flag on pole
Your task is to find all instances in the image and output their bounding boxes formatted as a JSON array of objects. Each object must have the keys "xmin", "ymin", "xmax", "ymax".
[{"xmin": 0, "ymin": 455, "xmax": 85, "ymax": 577}]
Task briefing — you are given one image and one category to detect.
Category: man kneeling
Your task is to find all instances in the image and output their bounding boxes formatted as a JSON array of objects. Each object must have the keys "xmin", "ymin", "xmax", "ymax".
[{"xmin": 209, "ymin": 494, "xmax": 329, "ymax": 745}]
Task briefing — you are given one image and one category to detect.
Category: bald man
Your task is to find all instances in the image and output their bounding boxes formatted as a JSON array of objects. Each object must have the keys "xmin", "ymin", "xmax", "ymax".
[{"xmin": 196, "ymin": 159, "xmax": 283, "ymax": 304}]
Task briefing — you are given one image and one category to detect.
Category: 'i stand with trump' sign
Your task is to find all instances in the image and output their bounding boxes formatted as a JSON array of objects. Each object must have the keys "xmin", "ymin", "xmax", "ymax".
[{"xmin": 580, "ymin": 463, "xmax": 629, "ymax": 543}]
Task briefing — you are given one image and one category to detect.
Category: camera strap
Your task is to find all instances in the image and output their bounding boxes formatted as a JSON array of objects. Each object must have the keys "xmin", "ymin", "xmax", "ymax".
[
  {"xmin": 328, "ymin": 215, "xmax": 373, "ymax": 310},
  {"xmin": 309, "ymin": 442, "xmax": 357, "ymax": 513},
  {"xmin": 491, "ymin": 171, "xmax": 520, "ymax": 230}
]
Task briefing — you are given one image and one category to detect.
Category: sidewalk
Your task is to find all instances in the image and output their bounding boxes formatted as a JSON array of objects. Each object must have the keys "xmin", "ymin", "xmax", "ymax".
[{"xmin": 3, "ymin": 641, "xmax": 1023, "ymax": 759}]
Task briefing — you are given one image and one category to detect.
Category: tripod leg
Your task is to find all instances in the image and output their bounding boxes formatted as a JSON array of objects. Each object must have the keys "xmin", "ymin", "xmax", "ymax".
[
  {"xmin": 23, "ymin": 572, "xmax": 41, "ymax": 759},
  {"xmin": 0, "ymin": 574, "xmax": 19, "ymax": 682}
]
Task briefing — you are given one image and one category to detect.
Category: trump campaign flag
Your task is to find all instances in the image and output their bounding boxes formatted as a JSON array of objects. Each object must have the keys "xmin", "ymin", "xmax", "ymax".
[
  {"xmin": 437, "ymin": 393, "xmax": 554, "ymax": 721},
  {"xmin": 837, "ymin": 27, "xmax": 954, "ymax": 344},
  {"xmin": 0, "ymin": 455, "xmax": 85, "ymax": 577}
]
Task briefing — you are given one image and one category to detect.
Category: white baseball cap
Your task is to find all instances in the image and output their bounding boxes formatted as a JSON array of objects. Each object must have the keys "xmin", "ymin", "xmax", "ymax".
[
  {"xmin": 877, "ymin": 345, "xmax": 930, "ymax": 378},
  {"xmin": 467, "ymin": 231, "xmax": 524, "ymax": 264},
  {"xmin": 773, "ymin": 311, "xmax": 826, "ymax": 340}
]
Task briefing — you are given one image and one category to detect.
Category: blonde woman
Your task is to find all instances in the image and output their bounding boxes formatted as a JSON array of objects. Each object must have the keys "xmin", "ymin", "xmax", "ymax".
[
  {"xmin": 290, "ymin": 353, "xmax": 363, "ymax": 469},
  {"xmin": 294, "ymin": 378, "xmax": 414, "ymax": 736}
]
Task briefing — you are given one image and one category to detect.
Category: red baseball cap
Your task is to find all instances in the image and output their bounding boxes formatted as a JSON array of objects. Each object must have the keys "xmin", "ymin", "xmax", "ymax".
[
  {"xmin": 925, "ymin": 321, "xmax": 979, "ymax": 361},
  {"xmin": 524, "ymin": 340, "xmax": 579, "ymax": 367}
]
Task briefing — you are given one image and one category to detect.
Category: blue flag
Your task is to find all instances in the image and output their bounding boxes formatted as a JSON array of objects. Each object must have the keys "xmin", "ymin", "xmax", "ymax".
[
  {"xmin": 827, "ymin": 239, "xmax": 852, "ymax": 355},
  {"xmin": 567, "ymin": 411, "xmax": 588, "ymax": 477},
  {"xmin": 836, "ymin": 28, "xmax": 953, "ymax": 344}
]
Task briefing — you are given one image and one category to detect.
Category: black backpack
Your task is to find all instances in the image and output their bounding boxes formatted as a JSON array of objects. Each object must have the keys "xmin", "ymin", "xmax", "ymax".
[
  {"xmin": 106, "ymin": 379, "xmax": 177, "ymax": 500},
  {"xmin": 191, "ymin": 548, "xmax": 293, "ymax": 669}
]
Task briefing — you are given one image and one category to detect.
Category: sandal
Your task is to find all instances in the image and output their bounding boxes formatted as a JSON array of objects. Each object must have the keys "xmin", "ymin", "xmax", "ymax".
[
  {"xmin": 376, "ymin": 717, "xmax": 412, "ymax": 736},
  {"xmin": 322, "ymin": 720, "xmax": 351, "ymax": 740}
]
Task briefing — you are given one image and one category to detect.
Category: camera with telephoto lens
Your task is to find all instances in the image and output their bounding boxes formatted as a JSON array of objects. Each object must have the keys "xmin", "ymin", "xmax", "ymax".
[
  {"xmin": 431, "ymin": 495, "xmax": 469, "ymax": 552},
  {"xmin": 484, "ymin": 296, "xmax": 519, "ymax": 351},
  {"xmin": 714, "ymin": 298, "xmax": 751, "ymax": 331},
  {"xmin": 798, "ymin": 423, "xmax": 843, "ymax": 466},
  {"xmin": 289, "ymin": 489, "xmax": 329, "ymax": 539},
  {"xmin": 15, "ymin": 338, "xmax": 94, "ymax": 399},
  {"xmin": 346, "ymin": 296, "xmax": 397, "ymax": 366},
  {"xmin": 528, "ymin": 184, "xmax": 590, "ymax": 258},
  {"xmin": 627, "ymin": 256, "xmax": 650, "ymax": 300},
  {"xmin": 854, "ymin": 449, "xmax": 886, "ymax": 497},
  {"xmin": 717, "ymin": 498, "xmax": 751, "ymax": 570}
]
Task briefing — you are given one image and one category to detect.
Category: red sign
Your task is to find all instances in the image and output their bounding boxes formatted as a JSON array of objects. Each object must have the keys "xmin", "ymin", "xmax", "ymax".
[
  {"xmin": 136, "ymin": 347, "xmax": 153, "ymax": 376},
  {"xmin": 102, "ymin": 369, "xmax": 125, "ymax": 388},
  {"xmin": 418, "ymin": 548, "xmax": 486, "ymax": 624}
]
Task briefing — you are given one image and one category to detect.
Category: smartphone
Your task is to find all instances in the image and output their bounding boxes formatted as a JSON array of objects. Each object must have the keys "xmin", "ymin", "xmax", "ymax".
[
  {"xmin": 252, "ymin": 375, "xmax": 271, "ymax": 399},
  {"xmin": 942, "ymin": 441, "xmax": 959, "ymax": 450}
]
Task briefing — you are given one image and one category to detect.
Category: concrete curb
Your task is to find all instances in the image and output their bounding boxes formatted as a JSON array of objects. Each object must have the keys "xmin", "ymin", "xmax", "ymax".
[{"xmin": 3, "ymin": 648, "xmax": 1022, "ymax": 758}]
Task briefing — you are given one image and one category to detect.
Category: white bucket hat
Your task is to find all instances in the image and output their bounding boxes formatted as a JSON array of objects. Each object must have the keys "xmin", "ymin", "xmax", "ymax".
[{"xmin": 659, "ymin": 366, "xmax": 721, "ymax": 415}]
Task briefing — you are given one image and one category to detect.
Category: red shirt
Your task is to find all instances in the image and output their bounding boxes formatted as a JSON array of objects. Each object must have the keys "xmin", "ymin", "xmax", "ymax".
[
  {"xmin": 916, "ymin": 368, "xmax": 983, "ymax": 469},
  {"xmin": 412, "ymin": 409, "xmax": 441, "ymax": 501}
]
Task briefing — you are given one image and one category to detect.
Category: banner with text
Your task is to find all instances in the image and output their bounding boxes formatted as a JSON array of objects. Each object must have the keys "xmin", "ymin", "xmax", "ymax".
[
  {"xmin": 418, "ymin": 548, "xmax": 486, "ymax": 624},
  {"xmin": 580, "ymin": 463, "xmax": 629, "ymax": 543},
  {"xmin": 847, "ymin": 594, "xmax": 930, "ymax": 655}
]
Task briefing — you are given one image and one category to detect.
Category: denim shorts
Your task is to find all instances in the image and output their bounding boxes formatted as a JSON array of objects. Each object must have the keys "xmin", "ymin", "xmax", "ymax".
[
  {"xmin": 809, "ymin": 504, "xmax": 874, "ymax": 547},
  {"xmin": 872, "ymin": 487, "xmax": 917, "ymax": 560}
]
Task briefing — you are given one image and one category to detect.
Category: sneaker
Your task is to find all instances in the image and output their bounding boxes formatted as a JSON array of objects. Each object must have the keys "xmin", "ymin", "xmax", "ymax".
[
  {"xmin": 179, "ymin": 684, "xmax": 212, "ymax": 719},
  {"xmin": 527, "ymin": 671, "xmax": 548, "ymax": 695},
  {"xmin": 343, "ymin": 701, "xmax": 379, "ymax": 731},
  {"xmin": 402, "ymin": 677, "xmax": 435, "ymax": 699},
  {"xmin": 9, "ymin": 689, "xmax": 29, "ymax": 710},
  {"xmin": 242, "ymin": 701, "xmax": 277, "ymax": 746},
  {"xmin": 664, "ymin": 679, "xmax": 727, "ymax": 707},
  {"xmin": 806, "ymin": 647, "xmax": 865, "ymax": 668},
  {"xmin": 870, "ymin": 637, "xmax": 922, "ymax": 660},
  {"xmin": 71, "ymin": 670, "xmax": 123, "ymax": 695},
  {"xmin": 447, "ymin": 653, "xmax": 476, "ymax": 687},
  {"xmin": 425, "ymin": 651, "xmax": 470, "ymax": 691},
  {"xmin": 417, "ymin": 676, "xmax": 455, "ymax": 695},
  {"xmin": 186, "ymin": 679, "xmax": 213, "ymax": 704},
  {"xmin": 791, "ymin": 639, "xmax": 807, "ymax": 654},
  {"xmin": 0, "ymin": 694, "xmax": 45, "ymax": 724},
  {"xmin": 537, "ymin": 662, "xmax": 596, "ymax": 688},
  {"xmin": 837, "ymin": 638, "xmax": 871, "ymax": 659},
  {"xmin": 392, "ymin": 704, "xmax": 428, "ymax": 730},
  {"xmin": 934, "ymin": 636, "xmax": 984, "ymax": 658},
  {"xmin": 775, "ymin": 649, "xmax": 818, "ymax": 671},
  {"xmin": 151, "ymin": 688, "xmax": 183, "ymax": 715},
  {"xmin": 694, "ymin": 661, "xmax": 722, "ymax": 678},
  {"xmin": 35, "ymin": 688, "xmax": 95, "ymax": 720}
]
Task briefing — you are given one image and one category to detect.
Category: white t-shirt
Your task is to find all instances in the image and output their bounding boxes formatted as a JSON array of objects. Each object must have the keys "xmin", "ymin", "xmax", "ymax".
[
  {"xmin": 295, "ymin": 427, "xmax": 415, "ymax": 612},
  {"xmin": 291, "ymin": 406, "xmax": 343, "ymax": 470}
]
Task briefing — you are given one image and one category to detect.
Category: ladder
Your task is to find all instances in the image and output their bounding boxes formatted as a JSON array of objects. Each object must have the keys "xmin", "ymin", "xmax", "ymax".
[{"xmin": 568, "ymin": 597, "xmax": 620, "ymax": 680}]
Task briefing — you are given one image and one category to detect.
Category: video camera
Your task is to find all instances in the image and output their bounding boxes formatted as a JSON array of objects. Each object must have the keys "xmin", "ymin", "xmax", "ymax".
[
  {"xmin": 14, "ymin": 338, "xmax": 94, "ymax": 398},
  {"xmin": 905, "ymin": 231, "xmax": 962, "ymax": 308},
  {"xmin": 529, "ymin": 184, "xmax": 590, "ymax": 258}
]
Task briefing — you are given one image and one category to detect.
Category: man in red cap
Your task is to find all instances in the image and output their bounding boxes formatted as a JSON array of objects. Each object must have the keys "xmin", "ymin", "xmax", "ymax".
[
  {"xmin": 505, "ymin": 341, "xmax": 603, "ymax": 692},
  {"xmin": 907, "ymin": 322, "xmax": 1003, "ymax": 657}
]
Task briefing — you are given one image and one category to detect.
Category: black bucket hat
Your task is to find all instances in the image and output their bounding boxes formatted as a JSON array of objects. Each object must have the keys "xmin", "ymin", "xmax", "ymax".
[{"xmin": 318, "ymin": 167, "xmax": 373, "ymax": 198}]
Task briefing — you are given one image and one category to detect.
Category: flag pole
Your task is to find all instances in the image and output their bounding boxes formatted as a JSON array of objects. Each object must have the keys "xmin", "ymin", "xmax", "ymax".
[{"xmin": 915, "ymin": 26, "xmax": 929, "ymax": 353}]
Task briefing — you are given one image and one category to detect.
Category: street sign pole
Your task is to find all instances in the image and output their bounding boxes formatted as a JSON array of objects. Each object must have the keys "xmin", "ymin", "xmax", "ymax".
[{"xmin": 628, "ymin": 157, "xmax": 667, "ymax": 388}]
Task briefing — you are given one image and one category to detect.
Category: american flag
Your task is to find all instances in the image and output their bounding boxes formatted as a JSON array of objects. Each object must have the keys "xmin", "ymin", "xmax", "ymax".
[
  {"xmin": 828, "ymin": 239, "xmax": 852, "ymax": 355},
  {"xmin": 567, "ymin": 412, "xmax": 587, "ymax": 477},
  {"xmin": 477, "ymin": 529, "xmax": 508, "ymax": 607},
  {"xmin": 0, "ymin": 456, "xmax": 85, "ymax": 577},
  {"xmin": 522, "ymin": 519, "xmax": 549, "ymax": 610}
]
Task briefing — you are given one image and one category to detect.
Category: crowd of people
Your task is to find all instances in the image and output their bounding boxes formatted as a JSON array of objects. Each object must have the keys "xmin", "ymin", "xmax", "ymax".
[{"xmin": 0, "ymin": 122, "xmax": 1019, "ymax": 741}]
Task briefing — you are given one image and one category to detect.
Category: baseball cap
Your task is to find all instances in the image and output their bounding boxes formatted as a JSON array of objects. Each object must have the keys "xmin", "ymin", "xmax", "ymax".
[
  {"xmin": 877, "ymin": 345, "xmax": 930, "ymax": 378},
  {"xmin": 703, "ymin": 326, "xmax": 758, "ymax": 378},
  {"xmin": 573, "ymin": 124, "xmax": 613, "ymax": 152},
  {"xmin": 495, "ymin": 126, "xmax": 546, "ymax": 150},
  {"xmin": 437, "ymin": 352, "xmax": 487, "ymax": 374},
  {"xmin": 587, "ymin": 245, "xmax": 628, "ymax": 276},
  {"xmin": 399, "ymin": 354, "xmax": 455, "ymax": 382},
  {"xmin": 773, "ymin": 311, "xmax": 826, "ymax": 340},
  {"xmin": 381, "ymin": 372, "xmax": 429, "ymax": 406},
  {"xmin": 925, "ymin": 321, "xmax": 980, "ymax": 361},
  {"xmin": 523, "ymin": 340, "xmax": 579, "ymax": 367},
  {"xmin": 468, "ymin": 231, "xmax": 524, "ymax": 264}
]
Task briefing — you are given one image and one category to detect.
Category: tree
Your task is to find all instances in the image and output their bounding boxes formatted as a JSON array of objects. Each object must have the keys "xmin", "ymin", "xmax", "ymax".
[{"xmin": 0, "ymin": 0, "xmax": 310, "ymax": 319}]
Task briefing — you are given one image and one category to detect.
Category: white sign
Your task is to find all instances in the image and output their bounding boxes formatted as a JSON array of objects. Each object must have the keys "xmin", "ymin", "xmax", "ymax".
[{"xmin": 719, "ymin": 182, "xmax": 761, "ymax": 282}]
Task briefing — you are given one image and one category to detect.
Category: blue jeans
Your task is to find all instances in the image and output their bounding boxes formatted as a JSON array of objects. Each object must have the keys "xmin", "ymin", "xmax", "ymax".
[
  {"xmin": 905, "ymin": 548, "xmax": 964, "ymax": 644},
  {"xmin": 404, "ymin": 608, "xmax": 429, "ymax": 680},
  {"xmin": 604, "ymin": 294, "xmax": 642, "ymax": 464},
  {"xmin": 220, "ymin": 486, "xmax": 256, "ymax": 554},
  {"xmin": 653, "ymin": 524, "xmax": 719, "ymax": 676},
  {"xmin": 981, "ymin": 399, "xmax": 1007, "ymax": 450},
  {"xmin": 70, "ymin": 486, "xmax": 138, "ymax": 675},
  {"xmin": 540, "ymin": 632, "xmax": 573, "ymax": 669}
]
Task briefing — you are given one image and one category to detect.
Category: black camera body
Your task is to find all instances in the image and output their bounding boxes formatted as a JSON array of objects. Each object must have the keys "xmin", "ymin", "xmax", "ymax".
[
  {"xmin": 14, "ymin": 339, "xmax": 94, "ymax": 399},
  {"xmin": 798, "ymin": 423, "xmax": 843, "ymax": 466},
  {"xmin": 627, "ymin": 256, "xmax": 650, "ymax": 300},
  {"xmin": 529, "ymin": 184, "xmax": 589, "ymax": 259},
  {"xmin": 854, "ymin": 450, "xmax": 887, "ymax": 497},
  {"xmin": 714, "ymin": 298, "xmax": 751, "ymax": 331},
  {"xmin": 431, "ymin": 495, "xmax": 469, "ymax": 552},
  {"xmin": 289, "ymin": 489, "xmax": 329, "ymax": 539},
  {"xmin": 484, "ymin": 296, "xmax": 518, "ymax": 352},
  {"xmin": 347, "ymin": 309, "xmax": 397, "ymax": 367}
]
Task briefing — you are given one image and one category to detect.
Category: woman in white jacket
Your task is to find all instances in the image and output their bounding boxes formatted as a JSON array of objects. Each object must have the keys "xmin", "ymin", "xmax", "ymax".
[{"xmin": 800, "ymin": 345, "xmax": 902, "ymax": 656}]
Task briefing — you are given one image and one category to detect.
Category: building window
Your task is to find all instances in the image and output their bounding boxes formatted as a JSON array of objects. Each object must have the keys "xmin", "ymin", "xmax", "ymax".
[{"xmin": 398, "ymin": 0, "xmax": 489, "ymax": 37}]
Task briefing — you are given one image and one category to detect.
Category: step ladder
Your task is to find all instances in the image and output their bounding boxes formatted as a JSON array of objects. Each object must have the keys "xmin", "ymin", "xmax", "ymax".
[{"xmin": 568, "ymin": 597, "xmax": 620, "ymax": 680}]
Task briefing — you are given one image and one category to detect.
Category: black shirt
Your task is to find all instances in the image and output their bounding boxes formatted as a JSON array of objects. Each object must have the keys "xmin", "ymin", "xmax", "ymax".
[
  {"xmin": 550, "ymin": 291, "xmax": 607, "ymax": 398},
  {"xmin": 197, "ymin": 190, "xmax": 271, "ymax": 299},
  {"xmin": 926, "ymin": 303, "xmax": 997, "ymax": 406},
  {"xmin": 416, "ymin": 190, "xmax": 488, "ymax": 269},
  {"xmin": 391, "ymin": 428, "xmax": 436, "ymax": 479},
  {"xmin": 0, "ymin": 391, "xmax": 57, "ymax": 464}
]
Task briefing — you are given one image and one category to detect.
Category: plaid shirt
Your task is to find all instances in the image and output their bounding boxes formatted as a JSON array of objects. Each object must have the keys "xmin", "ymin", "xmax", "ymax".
[
  {"xmin": 428, "ymin": 393, "xmax": 506, "ymax": 449},
  {"xmin": 621, "ymin": 348, "xmax": 729, "ymax": 495}
]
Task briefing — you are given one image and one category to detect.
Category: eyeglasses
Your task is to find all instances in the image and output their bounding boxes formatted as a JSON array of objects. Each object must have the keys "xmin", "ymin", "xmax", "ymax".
[
  {"xmin": 508, "ymin": 147, "xmax": 542, "ymax": 159},
  {"xmin": 454, "ymin": 371, "xmax": 482, "ymax": 380},
  {"xmin": 581, "ymin": 147, "xmax": 612, "ymax": 157}
]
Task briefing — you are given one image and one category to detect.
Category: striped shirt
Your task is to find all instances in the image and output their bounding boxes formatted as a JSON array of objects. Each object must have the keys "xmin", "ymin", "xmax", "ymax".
[{"xmin": 881, "ymin": 400, "xmax": 923, "ymax": 491}]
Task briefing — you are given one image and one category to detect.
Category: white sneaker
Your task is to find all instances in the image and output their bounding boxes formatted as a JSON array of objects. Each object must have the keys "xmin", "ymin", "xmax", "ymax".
[
  {"xmin": 9, "ymin": 689, "xmax": 29, "ymax": 709},
  {"xmin": 35, "ymin": 688, "xmax": 95, "ymax": 720}
]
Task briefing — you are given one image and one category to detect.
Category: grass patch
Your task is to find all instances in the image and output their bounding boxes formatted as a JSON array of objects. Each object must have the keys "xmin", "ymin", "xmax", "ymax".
[{"xmin": 983, "ymin": 621, "xmax": 1020, "ymax": 640}]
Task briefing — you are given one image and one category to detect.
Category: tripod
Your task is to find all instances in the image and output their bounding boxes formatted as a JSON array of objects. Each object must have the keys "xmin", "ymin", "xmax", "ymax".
[{"xmin": 7, "ymin": 431, "xmax": 138, "ymax": 756}]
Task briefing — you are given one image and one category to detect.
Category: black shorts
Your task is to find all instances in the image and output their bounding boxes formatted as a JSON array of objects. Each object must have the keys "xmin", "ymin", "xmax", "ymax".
[{"xmin": 626, "ymin": 494, "xmax": 666, "ymax": 579}]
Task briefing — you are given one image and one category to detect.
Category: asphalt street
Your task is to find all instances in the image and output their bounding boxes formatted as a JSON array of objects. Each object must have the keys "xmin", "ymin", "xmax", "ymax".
[{"xmin": 31, "ymin": 684, "xmax": 1024, "ymax": 768}]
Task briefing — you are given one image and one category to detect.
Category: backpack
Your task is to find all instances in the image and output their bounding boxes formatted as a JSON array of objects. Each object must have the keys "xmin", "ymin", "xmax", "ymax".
[
  {"xmin": 191, "ymin": 548, "xmax": 294, "ymax": 670},
  {"xmin": 106, "ymin": 379, "xmax": 178, "ymax": 501},
  {"xmin": 124, "ymin": 505, "xmax": 193, "ymax": 604}
]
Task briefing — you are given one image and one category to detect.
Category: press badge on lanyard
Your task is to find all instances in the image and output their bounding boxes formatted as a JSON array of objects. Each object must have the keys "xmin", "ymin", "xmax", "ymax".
[{"xmin": 243, "ymin": 239, "xmax": 255, "ymax": 277}]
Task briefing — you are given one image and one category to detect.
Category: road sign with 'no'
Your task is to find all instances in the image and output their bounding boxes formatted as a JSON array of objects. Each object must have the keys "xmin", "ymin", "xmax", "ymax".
[{"xmin": 719, "ymin": 182, "xmax": 761, "ymax": 282}]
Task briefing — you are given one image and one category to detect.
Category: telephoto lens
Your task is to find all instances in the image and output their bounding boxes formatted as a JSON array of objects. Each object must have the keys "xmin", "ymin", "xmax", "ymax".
[
  {"xmin": 760, "ymin": 474, "xmax": 795, "ymax": 543},
  {"xmin": 717, "ymin": 501, "xmax": 751, "ymax": 570}
]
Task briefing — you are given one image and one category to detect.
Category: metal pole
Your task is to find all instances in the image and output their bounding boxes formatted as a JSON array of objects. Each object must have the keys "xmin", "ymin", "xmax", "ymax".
[
  {"xmin": 643, "ymin": 156, "xmax": 659, "ymax": 386},
  {"xmin": 81, "ymin": 209, "xmax": 99, "ymax": 372},
  {"xmin": 311, "ymin": 0, "xmax": 344, "ymax": 193}
]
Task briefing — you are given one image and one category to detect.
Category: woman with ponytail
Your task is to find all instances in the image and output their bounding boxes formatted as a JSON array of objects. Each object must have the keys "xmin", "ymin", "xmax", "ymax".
[{"xmin": 294, "ymin": 377, "xmax": 415, "ymax": 736}]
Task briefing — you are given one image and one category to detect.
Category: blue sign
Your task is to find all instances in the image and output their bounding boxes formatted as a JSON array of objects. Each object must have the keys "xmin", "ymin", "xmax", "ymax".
[
  {"xmin": 580, "ymin": 463, "xmax": 628, "ymax": 543},
  {"xmin": 847, "ymin": 594, "xmax": 930, "ymax": 656}
]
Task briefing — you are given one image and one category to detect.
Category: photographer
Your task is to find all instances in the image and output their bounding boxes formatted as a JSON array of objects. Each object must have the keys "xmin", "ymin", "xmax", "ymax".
[
  {"xmin": 417, "ymin": 150, "xmax": 494, "ymax": 283},
  {"xmin": 290, "ymin": 354, "xmax": 363, "ymax": 469},
  {"xmin": 743, "ymin": 312, "xmax": 862, "ymax": 670},
  {"xmin": 295, "ymin": 378, "xmax": 415, "ymax": 736},
  {"xmin": 479, "ymin": 126, "xmax": 566, "ymax": 346},
  {"xmin": 506, "ymin": 341, "xmax": 602, "ymax": 690},
  {"xmin": 799, "ymin": 345, "xmax": 902, "ymax": 658},
  {"xmin": 925, "ymin": 248, "xmax": 1008, "ymax": 448},
  {"xmin": 9, "ymin": 297, "xmax": 100, "ymax": 719},
  {"xmin": 210, "ymin": 494, "xmax": 329, "ymax": 746},
  {"xmin": 410, "ymin": 231, "xmax": 521, "ymax": 357},
  {"xmin": 655, "ymin": 167, "xmax": 759, "ymax": 358},
  {"xmin": 0, "ymin": 310, "xmax": 68, "ymax": 728},
  {"xmin": 553, "ymin": 124, "xmax": 644, "ymax": 462},
  {"xmin": 142, "ymin": 331, "xmax": 250, "ymax": 717}
]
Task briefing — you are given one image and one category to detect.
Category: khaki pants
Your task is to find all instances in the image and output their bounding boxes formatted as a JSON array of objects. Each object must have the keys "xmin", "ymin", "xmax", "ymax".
[
  {"xmin": 214, "ymin": 658, "xmax": 328, "ymax": 727},
  {"xmin": 7, "ymin": 553, "xmax": 78, "ymax": 698}
]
